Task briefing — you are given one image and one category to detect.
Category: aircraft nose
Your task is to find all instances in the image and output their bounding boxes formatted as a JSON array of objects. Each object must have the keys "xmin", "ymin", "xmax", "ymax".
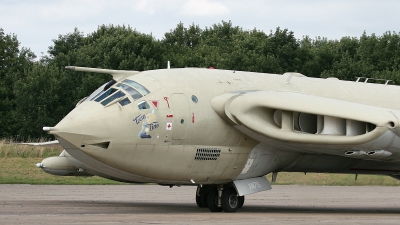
[{"xmin": 45, "ymin": 102, "xmax": 114, "ymax": 149}]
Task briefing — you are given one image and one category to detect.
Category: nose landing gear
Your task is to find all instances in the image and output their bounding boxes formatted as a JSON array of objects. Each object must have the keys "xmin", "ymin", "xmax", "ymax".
[{"xmin": 196, "ymin": 185, "xmax": 245, "ymax": 213}]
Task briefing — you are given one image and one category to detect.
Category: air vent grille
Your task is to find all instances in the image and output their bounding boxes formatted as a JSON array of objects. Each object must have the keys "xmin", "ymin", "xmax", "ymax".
[{"xmin": 195, "ymin": 148, "xmax": 221, "ymax": 160}]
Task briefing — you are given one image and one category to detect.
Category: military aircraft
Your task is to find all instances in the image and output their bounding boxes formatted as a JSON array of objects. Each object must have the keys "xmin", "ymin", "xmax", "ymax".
[{"xmin": 31, "ymin": 65, "xmax": 400, "ymax": 213}]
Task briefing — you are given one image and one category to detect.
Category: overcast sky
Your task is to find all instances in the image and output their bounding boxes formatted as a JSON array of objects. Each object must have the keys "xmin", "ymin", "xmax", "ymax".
[{"xmin": 1, "ymin": 0, "xmax": 400, "ymax": 57}]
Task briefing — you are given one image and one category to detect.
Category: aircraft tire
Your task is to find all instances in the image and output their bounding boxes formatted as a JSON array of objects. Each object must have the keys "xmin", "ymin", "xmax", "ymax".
[
  {"xmin": 201, "ymin": 194, "xmax": 208, "ymax": 207},
  {"xmin": 196, "ymin": 194, "xmax": 203, "ymax": 207},
  {"xmin": 207, "ymin": 189, "xmax": 222, "ymax": 212},
  {"xmin": 195, "ymin": 193, "xmax": 208, "ymax": 208},
  {"xmin": 238, "ymin": 195, "xmax": 245, "ymax": 208},
  {"xmin": 221, "ymin": 188, "xmax": 239, "ymax": 213}
]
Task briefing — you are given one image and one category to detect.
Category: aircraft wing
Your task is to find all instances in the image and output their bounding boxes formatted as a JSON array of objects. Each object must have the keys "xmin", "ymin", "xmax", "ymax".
[
  {"xmin": 17, "ymin": 140, "xmax": 62, "ymax": 148},
  {"xmin": 212, "ymin": 91, "xmax": 400, "ymax": 160}
]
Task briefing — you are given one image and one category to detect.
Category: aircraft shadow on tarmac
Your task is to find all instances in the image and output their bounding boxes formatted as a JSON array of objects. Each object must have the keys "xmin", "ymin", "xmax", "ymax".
[{"xmin": 44, "ymin": 200, "xmax": 400, "ymax": 215}]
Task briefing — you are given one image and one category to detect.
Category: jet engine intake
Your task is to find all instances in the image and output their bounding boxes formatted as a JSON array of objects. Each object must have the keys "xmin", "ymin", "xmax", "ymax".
[
  {"xmin": 270, "ymin": 108, "xmax": 375, "ymax": 136},
  {"xmin": 213, "ymin": 91, "xmax": 399, "ymax": 145}
]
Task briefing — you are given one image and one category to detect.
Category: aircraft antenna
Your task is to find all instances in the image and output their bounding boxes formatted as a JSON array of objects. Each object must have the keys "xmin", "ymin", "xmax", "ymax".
[
  {"xmin": 167, "ymin": 61, "xmax": 170, "ymax": 69},
  {"xmin": 284, "ymin": 72, "xmax": 305, "ymax": 84},
  {"xmin": 285, "ymin": 73, "xmax": 293, "ymax": 84}
]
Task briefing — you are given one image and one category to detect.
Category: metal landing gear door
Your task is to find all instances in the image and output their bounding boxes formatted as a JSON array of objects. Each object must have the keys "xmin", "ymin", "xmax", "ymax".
[{"xmin": 233, "ymin": 176, "xmax": 272, "ymax": 196}]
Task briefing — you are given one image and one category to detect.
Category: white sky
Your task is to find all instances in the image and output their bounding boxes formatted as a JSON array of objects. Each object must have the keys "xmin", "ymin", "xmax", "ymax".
[{"xmin": 1, "ymin": 0, "xmax": 400, "ymax": 57}]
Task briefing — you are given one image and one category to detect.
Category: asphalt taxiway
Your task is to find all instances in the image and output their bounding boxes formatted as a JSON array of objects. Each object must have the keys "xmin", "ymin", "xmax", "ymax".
[{"xmin": 0, "ymin": 184, "xmax": 399, "ymax": 224}]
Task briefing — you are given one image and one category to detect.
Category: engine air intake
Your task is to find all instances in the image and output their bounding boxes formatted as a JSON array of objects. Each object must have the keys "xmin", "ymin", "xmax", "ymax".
[{"xmin": 272, "ymin": 109, "xmax": 376, "ymax": 136}]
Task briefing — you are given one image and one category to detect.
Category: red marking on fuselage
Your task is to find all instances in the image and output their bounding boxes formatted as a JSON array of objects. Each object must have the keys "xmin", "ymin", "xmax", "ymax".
[
  {"xmin": 164, "ymin": 97, "xmax": 170, "ymax": 108},
  {"xmin": 166, "ymin": 122, "xmax": 172, "ymax": 130},
  {"xmin": 151, "ymin": 100, "xmax": 159, "ymax": 109}
]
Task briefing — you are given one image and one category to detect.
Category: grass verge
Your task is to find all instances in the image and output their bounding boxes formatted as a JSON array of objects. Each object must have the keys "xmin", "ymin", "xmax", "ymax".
[
  {"xmin": 266, "ymin": 171, "xmax": 400, "ymax": 186},
  {"xmin": 0, "ymin": 140, "xmax": 122, "ymax": 184},
  {"xmin": 0, "ymin": 158, "xmax": 122, "ymax": 184}
]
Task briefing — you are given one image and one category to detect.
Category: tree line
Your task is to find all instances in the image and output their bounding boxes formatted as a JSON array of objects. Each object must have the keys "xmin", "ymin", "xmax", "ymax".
[{"xmin": 1, "ymin": 21, "xmax": 400, "ymax": 139}]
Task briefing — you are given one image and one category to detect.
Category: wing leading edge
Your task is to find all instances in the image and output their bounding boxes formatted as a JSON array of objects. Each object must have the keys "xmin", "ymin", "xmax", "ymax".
[{"xmin": 212, "ymin": 91, "xmax": 400, "ymax": 160}]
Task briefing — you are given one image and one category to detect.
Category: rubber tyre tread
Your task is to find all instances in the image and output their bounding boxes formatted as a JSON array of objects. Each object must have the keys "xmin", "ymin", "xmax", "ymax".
[
  {"xmin": 221, "ymin": 188, "xmax": 239, "ymax": 213},
  {"xmin": 196, "ymin": 194, "xmax": 203, "ymax": 207},
  {"xmin": 207, "ymin": 189, "xmax": 222, "ymax": 212},
  {"xmin": 201, "ymin": 194, "xmax": 208, "ymax": 208}
]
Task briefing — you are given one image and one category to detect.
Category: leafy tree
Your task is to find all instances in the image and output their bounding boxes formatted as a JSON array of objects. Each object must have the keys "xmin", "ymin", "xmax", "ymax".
[
  {"xmin": 48, "ymin": 28, "xmax": 85, "ymax": 58},
  {"xmin": 77, "ymin": 25, "xmax": 163, "ymax": 71},
  {"xmin": 4, "ymin": 22, "xmax": 400, "ymax": 139},
  {"xmin": 0, "ymin": 28, "xmax": 35, "ymax": 138},
  {"xmin": 14, "ymin": 65, "xmax": 69, "ymax": 138},
  {"xmin": 162, "ymin": 22, "xmax": 205, "ymax": 68}
]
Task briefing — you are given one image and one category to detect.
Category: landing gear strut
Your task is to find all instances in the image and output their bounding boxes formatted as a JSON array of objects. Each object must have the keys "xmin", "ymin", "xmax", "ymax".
[{"xmin": 195, "ymin": 185, "xmax": 244, "ymax": 213}]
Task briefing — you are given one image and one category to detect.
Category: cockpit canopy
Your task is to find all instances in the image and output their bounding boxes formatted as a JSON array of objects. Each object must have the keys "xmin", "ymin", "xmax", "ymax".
[{"xmin": 83, "ymin": 79, "xmax": 151, "ymax": 109}]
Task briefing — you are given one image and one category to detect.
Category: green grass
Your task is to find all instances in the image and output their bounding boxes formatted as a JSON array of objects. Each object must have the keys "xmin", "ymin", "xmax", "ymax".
[
  {"xmin": 0, "ymin": 140, "xmax": 122, "ymax": 185},
  {"xmin": 266, "ymin": 171, "xmax": 400, "ymax": 186},
  {"xmin": 0, "ymin": 139, "xmax": 61, "ymax": 158},
  {"xmin": 0, "ymin": 158, "xmax": 123, "ymax": 184},
  {"xmin": 1, "ymin": 139, "xmax": 400, "ymax": 185}
]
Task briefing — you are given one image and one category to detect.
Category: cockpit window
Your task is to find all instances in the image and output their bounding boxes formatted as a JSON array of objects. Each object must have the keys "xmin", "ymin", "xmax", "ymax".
[
  {"xmin": 87, "ymin": 79, "xmax": 115, "ymax": 102},
  {"xmin": 101, "ymin": 91, "xmax": 126, "ymax": 106},
  {"xmin": 118, "ymin": 97, "xmax": 131, "ymax": 106},
  {"xmin": 121, "ymin": 79, "xmax": 150, "ymax": 96},
  {"xmin": 94, "ymin": 88, "xmax": 117, "ymax": 102},
  {"xmin": 116, "ymin": 83, "xmax": 143, "ymax": 100},
  {"xmin": 88, "ymin": 79, "xmax": 150, "ymax": 106},
  {"xmin": 138, "ymin": 101, "xmax": 150, "ymax": 110},
  {"xmin": 103, "ymin": 79, "xmax": 117, "ymax": 91}
]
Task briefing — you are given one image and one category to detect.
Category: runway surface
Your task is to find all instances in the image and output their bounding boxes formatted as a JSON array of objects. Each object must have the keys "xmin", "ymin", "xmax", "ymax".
[{"xmin": 0, "ymin": 184, "xmax": 399, "ymax": 224}]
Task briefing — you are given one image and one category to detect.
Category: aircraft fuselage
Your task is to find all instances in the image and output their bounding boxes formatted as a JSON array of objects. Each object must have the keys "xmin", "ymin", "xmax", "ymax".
[{"xmin": 39, "ymin": 67, "xmax": 400, "ymax": 212}]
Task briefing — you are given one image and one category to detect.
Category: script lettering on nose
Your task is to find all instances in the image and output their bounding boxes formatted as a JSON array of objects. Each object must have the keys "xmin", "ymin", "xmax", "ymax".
[{"xmin": 133, "ymin": 114, "xmax": 146, "ymax": 124}]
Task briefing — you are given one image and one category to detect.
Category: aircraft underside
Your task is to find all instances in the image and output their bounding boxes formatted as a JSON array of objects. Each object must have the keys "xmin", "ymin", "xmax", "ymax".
[{"xmin": 36, "ymin": 137, "xmax": 400, "ymax": 212}]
